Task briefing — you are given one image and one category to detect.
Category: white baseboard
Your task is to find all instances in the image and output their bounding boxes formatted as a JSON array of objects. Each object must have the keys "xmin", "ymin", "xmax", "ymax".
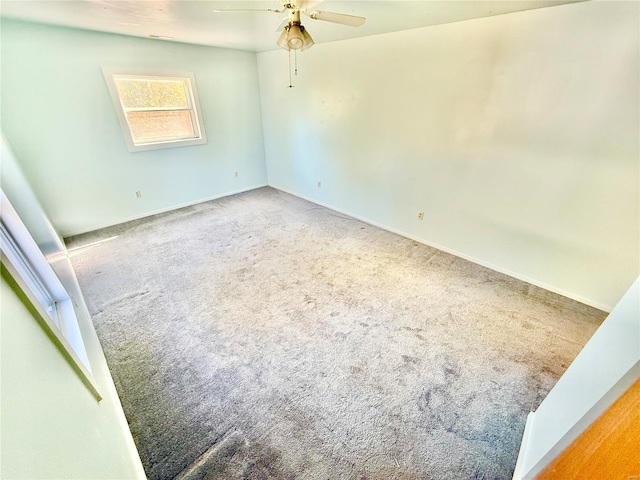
[
  {"xmin": 62, "ymin": 184, "xmax": 268, "ymax": 238},
  {"xmin": 269, "ymin": 184, "xmax": 612, "ymax": 312}
]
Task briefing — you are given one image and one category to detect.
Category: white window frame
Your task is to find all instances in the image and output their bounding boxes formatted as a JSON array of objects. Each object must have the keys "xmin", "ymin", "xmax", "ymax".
[
  {"xmin": 0, "ymin": 190, "xmax": 101, "ymax": 401},
  {"xmin": 102, "ymin": 67, "xmax": 207, "ymax": 153}
]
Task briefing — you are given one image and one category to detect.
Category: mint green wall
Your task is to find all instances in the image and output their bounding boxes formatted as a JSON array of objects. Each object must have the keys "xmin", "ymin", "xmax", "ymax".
[
  {"xmin": 258, "ymin": 1, "xmax": 639, "ymax": 310},
  {"xmin": 1, "ymin": 19, "xmax": 267, "ymax": 237},
  {"xmin": 1, "ymin": 137, "xmax": 146, "ymax": 479},
  {"xmin": 1, "ymin": 276, "xmax": 146, "ymax": 479}
]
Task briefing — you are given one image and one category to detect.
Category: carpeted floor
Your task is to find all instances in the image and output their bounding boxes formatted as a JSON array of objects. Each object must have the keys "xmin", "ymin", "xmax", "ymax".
[{"xmin": 66, "ymin": 187, "xmax": 605, "ymax": 480}]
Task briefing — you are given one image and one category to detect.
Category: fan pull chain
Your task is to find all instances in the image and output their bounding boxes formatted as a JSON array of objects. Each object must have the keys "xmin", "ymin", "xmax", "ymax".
[
  {"xmin": 288, "ymin": 49, "xmax": 294, "ymax": 88},
  {"xmin": 294, "ymin": 49, "xmax": 298, "ymax": 76}
]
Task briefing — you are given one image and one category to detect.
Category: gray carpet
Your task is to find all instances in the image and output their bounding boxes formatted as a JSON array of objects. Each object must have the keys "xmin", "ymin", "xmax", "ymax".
[{"xmin": 66, "ymin": 187, "xmax": 605, "ymax": 480}]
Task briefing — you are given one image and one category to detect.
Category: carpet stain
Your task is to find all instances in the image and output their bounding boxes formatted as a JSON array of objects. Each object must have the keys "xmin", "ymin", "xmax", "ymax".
[
  {"xmin": 174, "ymin": 431, "xmax": 298, "ymax": 480},
  {"xmin": 91, "ymin": 290, "xmax": 151, "ymax": 315}
]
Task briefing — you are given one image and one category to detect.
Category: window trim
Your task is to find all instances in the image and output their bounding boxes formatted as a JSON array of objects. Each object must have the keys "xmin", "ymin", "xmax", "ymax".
[
  {"xmin": 0, "ymin": 225, "xmax": 61, "ymax": 327},
  {"xmin": 102, "ymin": 67, "xmax": 208, "ymax": 153},
  {"xmin": 0, "ymin": 190, "xmax": 101, "ymax": 401}
]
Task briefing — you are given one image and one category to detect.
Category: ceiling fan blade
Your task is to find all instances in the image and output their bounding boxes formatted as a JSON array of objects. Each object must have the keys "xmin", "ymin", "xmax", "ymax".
[
  {"xmin": 305, "ymin": 10, "xmax": 365, "ymax": 27},
  {"xmin": 212, "ymin": 8, "xmax": 283, "ymax": 13}
]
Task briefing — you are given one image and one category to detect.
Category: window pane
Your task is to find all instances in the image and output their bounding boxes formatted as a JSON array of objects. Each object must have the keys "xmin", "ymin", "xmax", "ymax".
[
  {"xmin": 115, "ymin": 78, "xmax": 189, "ymax": 108},
  {"xmin": 126, "ymin": 110, "xmax": 195, "ymax": 143},
  {"xmin": 0, "ymin": 224, "xmax": 60, "ymax": 327}
]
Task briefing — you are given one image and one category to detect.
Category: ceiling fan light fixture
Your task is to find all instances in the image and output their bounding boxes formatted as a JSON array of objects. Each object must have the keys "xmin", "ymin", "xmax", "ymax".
[
  {"xmin": 277, "ymin": 23, "xmax": 314, "ymax": 51},
  {"xmin": 287, "ymin": 24, "xmax": 304, "ymax": 50},
  {"xmin": 300, "ymin": 26, "xmax": 314, "ymax": 51},
  {"xmin": 276, "ymin": 26, "xmax": 290, "ymax": 50}
]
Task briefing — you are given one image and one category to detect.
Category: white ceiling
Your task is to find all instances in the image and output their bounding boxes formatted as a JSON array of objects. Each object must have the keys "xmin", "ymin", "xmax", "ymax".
[{"xmin": 1, "ymin": 0, "xmax": 585, "ymax": 52}]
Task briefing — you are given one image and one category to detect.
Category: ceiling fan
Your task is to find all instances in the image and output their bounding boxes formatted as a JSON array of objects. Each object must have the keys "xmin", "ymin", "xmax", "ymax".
[{"xmin": 213, "ymin": 0, "xmax": 366, "ymax": 51}]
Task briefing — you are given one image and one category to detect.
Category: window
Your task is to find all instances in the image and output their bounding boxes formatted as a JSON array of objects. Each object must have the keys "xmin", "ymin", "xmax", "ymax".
[
  {"xmin": 0, "ymin": 189, "xmax": 101, "ymax": 400},
  {"xmin": 0, "ymin": 224, "xmax": 60, "ymax": 327},
  {"xmin": 102, "ymin": 68, "xmax": 207, "ymax": 152}
]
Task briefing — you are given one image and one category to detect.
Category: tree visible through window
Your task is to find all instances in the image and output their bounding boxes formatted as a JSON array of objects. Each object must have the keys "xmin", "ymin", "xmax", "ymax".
[{"xmin": 102, "ymin": 69, "xmax": 207, "ymax": 152}]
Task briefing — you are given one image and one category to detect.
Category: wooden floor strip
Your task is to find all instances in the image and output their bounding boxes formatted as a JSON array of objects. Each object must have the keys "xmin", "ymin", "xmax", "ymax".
[{"xmin": 535, "ymin": 378, "xmax": 640, "ymax": 480}]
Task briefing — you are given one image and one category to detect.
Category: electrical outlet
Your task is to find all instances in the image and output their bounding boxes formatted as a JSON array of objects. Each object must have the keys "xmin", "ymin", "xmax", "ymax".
[
  {"xmin": 317, "ymin": 181, "xmax": 321, "ymax": 188},
  {"xmin": 418, "ymin": 212, "xmax": 424, "ymax": 220},
  {"xmin": 135, "ymin": 190, "xmax": 142, "ymax": 199},
  {"xmin": 235, "ymin": 171, "xmax": 239, "ymax": 178}
]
